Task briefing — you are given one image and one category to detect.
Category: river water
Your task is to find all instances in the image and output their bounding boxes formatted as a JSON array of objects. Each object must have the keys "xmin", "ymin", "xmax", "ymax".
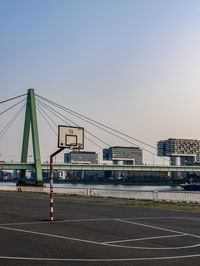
[{"xmin": 0, "ymin": 182, "xmax": 182, "ymax": 192}]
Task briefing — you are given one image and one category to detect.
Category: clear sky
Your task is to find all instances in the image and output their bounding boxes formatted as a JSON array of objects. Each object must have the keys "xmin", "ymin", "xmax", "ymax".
[{"xmin": 1, "ymin": 0, "xmax": 200, "ymax": 163}]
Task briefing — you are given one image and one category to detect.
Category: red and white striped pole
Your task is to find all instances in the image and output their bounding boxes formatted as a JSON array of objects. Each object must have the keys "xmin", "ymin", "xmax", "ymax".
[
  {"xmin": 49, "ymin": 147, "xmax": 65, "ymax": 221},
  {"xmin": 50, "ymin": 156, "xmax": 54, "ymax": 221}
]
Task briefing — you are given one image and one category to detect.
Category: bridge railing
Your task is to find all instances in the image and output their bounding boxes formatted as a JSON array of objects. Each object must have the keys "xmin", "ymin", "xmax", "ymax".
[{"xmin": 1, "ymin": 163, "xmax": 200, "ymax": 172}]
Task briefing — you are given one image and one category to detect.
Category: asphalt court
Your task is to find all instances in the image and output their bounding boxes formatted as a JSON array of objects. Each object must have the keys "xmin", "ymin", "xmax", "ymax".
[{"xmin": 1, "ymin": 191, "xmax": 200, "ymax": 265}]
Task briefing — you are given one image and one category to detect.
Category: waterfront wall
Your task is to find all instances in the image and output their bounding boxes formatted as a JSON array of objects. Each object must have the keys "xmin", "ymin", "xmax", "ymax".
[
  {"xmin": 1, "ymin": 185, "xmax": 200, "ymax": 203},
  {"xmin": 89, "ymin": 189, "xmax": 200, "ymax": 203}
]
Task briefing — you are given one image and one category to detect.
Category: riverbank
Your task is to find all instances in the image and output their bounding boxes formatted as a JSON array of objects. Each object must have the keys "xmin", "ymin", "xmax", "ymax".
[
  {"xmin": 1, "ymin": 189, "xmax": 200, "ymax": 213},
  {"xmin": 0, "ymin": 181, "xmax": 182, "ymax": 191},
  {"xmin": 55, "ymin": 194, "xmax": 200, "ymax": 213},
  {"xmin": 0, "ymin": 184, "xmax": 200, "ymax": 205}
]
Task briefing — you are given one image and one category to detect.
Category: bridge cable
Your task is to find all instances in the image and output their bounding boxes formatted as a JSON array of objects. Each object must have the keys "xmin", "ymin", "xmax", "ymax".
[
  {"xmin": 36, "ymin": 96, "xmax": 157, "ymax": 156},
  {"xmin": 0, "ymin": 98, "xmax": 26, "ymax": 116},
  {"xmin": 36, "ymin": 97, "xmax": 139, "ymax": 148},
  {"xmin": 36, "ymin": 94, "xmax": 157, "ymax": 151},
  {"xmin": 36, "ymin": 95, "xmax": 173, "ymax": 164},
  {"xmin": 36, "ymin": 101, "xmax": 107, "ymax": 150},
  {"xmin": 36, "ymin": 101, "xmax": 58, "ymax": 128},
  {"xmin": 36, "ymin": 99, "xmax": 109, "ymax": 149},
  {"xmin": 0, "ymin": 104, "xmax": 25, "ymax": 140},
  {"xmin": 38, "ymin": 100, "xmax": 188, "ymax": 164},
  {"xmin": 36, "ymin": 100, "xmax": 105, "ymax": 150},
  {"xmin": 37, "ymin": 101, "xmax": 70, "ymax": 127},
  {"xmin": 37, "ymin": 104, "xmax": 57, "ymax": 136},
  {"xmin": 0, "ymin": 93, "xmax": 27, "ymax": 104},
  {"xmin": 36, "ymin": 100, "xmax": 71, "ymax": 128}
]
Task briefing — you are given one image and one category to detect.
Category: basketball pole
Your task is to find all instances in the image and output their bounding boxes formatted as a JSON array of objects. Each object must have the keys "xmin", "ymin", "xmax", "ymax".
[{"xmin": 50, "ymin": 147, "xmax": 65, "ymax": 221}]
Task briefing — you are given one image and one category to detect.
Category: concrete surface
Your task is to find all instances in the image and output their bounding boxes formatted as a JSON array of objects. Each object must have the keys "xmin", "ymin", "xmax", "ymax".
[{"xmin": 0, "ymin": 191, "xmax": 200, "ymax": 265}]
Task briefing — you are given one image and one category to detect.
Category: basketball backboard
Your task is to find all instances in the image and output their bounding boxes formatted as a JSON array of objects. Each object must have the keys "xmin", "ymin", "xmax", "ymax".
[{"xmin": 58, "ymin": 126, "xmax": 84, "ymax": 149}]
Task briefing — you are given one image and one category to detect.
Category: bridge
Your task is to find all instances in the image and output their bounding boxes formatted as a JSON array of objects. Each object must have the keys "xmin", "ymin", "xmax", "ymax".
[
  {"xmin": 1, "ymin": 162, "xmax": 200, "ymax": 173},
  {"xmin": 1, "ymin": 88, "xmax": 200, "ymax": 184}
]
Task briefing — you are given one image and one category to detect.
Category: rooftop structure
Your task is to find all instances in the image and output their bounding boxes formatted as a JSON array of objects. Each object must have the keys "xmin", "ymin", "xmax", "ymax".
[{"xmin": 64, "ymin": 151, "xmax": 98, "ymax": 164}]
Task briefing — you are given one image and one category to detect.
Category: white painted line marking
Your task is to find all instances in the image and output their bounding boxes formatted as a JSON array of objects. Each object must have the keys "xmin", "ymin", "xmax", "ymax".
[
  {"xmin": 103, "ymin": 233, "xmax": 187, "ymax": 244},
  {"xmin": 104, "ymin": 240, "xmax": 200, "ymax": 250},
  {"xmin": 98, "ymin": 219, "xmax": 200, "ymax": 250},
  {"xmin": 105, "ymin": 241, "xmax": 200, "ymax": 250},
  {"xmin": 0, "ymin": 226, "xmax": 100, "ymax": 246},
  {"xmin": 1, "ymin": 216, "xmax": 199, "ymax": 226},
  {"xmin": 115, "ymin": 219, "xmax": 194, "ymax": 236},
  {"xmin": 0, "ymin": 223, "xmax": 200, "ymax": 250},
  {"xmin": 126, "ymin": 216, "xmax": 200, "ymax": 221},
  {"xmin": 1, "ymin": 253, "xmax": 200, "ymax": 262},
  {"xmin": 0, "ymin": 218, "xmax": 112, "ymax": 226}
]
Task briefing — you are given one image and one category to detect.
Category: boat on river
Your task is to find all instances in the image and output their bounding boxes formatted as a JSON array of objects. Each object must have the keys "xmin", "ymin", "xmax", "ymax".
[{"xmin": 181, "ymin": 183, "xmax": 200, "ymax": 191}]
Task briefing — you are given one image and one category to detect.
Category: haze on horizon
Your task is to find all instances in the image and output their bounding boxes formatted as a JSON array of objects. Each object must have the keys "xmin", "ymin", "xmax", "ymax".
[{"xmin": 0, "ymin": 0, "xmax": 200, "ymax": 164}]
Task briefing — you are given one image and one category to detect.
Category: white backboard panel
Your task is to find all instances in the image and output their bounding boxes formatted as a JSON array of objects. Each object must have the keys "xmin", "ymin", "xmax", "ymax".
[{"xmin": 58, "ymin": 126, "xmax": 84, "ymax": 149}]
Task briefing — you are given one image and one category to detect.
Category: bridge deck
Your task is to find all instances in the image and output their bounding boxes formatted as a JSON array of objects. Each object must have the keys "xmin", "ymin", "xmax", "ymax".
[{"xmin": 1, "ymin": 162, "xmax": 200, "ymax": 172}]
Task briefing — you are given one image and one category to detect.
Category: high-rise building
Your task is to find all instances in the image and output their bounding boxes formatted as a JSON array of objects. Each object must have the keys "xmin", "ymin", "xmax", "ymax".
[
  {"xmin": 103, "ymin": 146, "xmax": 143, "ymax": 165},
  {"xmin": 157, "ymin": 138, "xmax": 200, "ymax": 166}
]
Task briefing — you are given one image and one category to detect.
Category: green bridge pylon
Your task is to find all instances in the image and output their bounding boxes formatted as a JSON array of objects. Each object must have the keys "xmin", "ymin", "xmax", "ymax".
[{"xmin": 19, "ymin": 89, "xmax": 42, "ymax": 184}]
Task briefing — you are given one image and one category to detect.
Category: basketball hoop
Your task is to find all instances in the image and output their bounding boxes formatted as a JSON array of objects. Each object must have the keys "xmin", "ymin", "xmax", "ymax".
[
  {"xmin": 58, "ymin": 126, "xmax": 84, "ymax": 149},
  {"xmin": 49, "ymin": 125, "xmax": 84, "ymax": 221}
]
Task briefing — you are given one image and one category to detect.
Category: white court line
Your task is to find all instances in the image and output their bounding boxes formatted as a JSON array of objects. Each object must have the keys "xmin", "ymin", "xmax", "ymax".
[
  {"xmin": 0, "ymin": 226, "xmax": 101, "ymax": 246},
  {"xmin": 126, "ymin": 216, "xmax": 200, "ymax": 221},
  {"xmin": 0, "ymin": 217, "xmax": 178, "ymax": 226},
  {"xmin": 98, "ymin": 219, "xmax": 200, "ymax": 250},
  {"xmin": 0, "ymin": 222, "xmax": 200, "ymax": 250},
  {"xmin": 103, "ymin": 233, "xmax": 187, "ymax": 244},
  {"xmin": 0, "ymin": 216, "xmax": 199, "ymax": 226},
  {"xmin": 104, "ymin": 241, "xmax": 200, "ymax": 250},
  {"xmin": 115, "ymin": 219, "xmax": 194, "ymax": 236},
  {"xmin": 1, "ymin": 253, "xmax": 200, "ymax": 262},
  {"xmin": 0, "ymin": 218, "xmax": 112, "ymax": 226}
]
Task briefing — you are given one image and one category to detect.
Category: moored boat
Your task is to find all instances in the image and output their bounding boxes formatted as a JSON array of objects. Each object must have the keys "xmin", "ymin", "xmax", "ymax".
[{"xmin": 181, "ymin": 183, "xmax": 200, "ymax": 191}]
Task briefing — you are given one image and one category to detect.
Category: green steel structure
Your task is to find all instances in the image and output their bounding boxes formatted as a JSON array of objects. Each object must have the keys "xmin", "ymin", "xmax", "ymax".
[
  {"xmin": 19, "ymin": 89, "xmax": 42, "ymax": 184},
  {"xmin": 1, "ymin": 88, "xmax": 200, "ymax": 182},
  {"xmin": 1, "ymin": 162, "xmax": 200, "ymax": 173}
]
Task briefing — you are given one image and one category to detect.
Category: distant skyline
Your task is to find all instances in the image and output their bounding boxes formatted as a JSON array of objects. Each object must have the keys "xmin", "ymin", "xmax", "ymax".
[{"xmin": 1, "ymin": 0, "xmax": 200, "ymax": 164}]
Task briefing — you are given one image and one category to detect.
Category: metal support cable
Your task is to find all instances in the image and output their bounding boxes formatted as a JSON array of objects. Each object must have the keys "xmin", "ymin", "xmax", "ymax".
[
  {"xmin": 36, "ymin": 98, "xmax": 109, "ymax": 148},
  {"xmin": 36, "ymin": 98, "xmax": 115, "ymax": 147},
  {"xmin": 36, "ymin": 99, "xmax": 71, "ymax": 127},
  {"xmin": 36, "ymin": 95, "xmax": 173, "ymax": 165},
  {"xmin": 36, "ymin": 95, "xmax": 153, "ymax": 150},
  {"xmin": 36, "ymin": 96, "xmax": 156, "ymax": 156},
  {"xmin": 37, "ymin": 98, "xmax": 109, "ymax": 148},
  {"xmin": 36, "ymin": 102, "xmax": 58, "ymax": 128},
  {"xmin": 37, "ymin": 98, "xmax": 191, "ymax": 166},
  {"xmin": 37, "ymin": 105, "xmax": 57, "ymax": 136},
  {"xmin": 0, "ymin": 98, "xmax": 26, "ymax": 116},
  {"xmin": 36, "ymin": 100, "xmax": 104, "ymax": 150},
  {"xmin": 36, "ymin": 94, "xmax": 157, "ymax": 151},
  {"xmin": 0, "ymin": 93, "xmax": 27, "ymax": 104},
  {"xmin": 37, "ymin": 103, "xmax": 101, "ymax": 150},
  {"xmin": 36, "ymin": 99, "xmax": 104, "ymax": 150},
  {"xmin": 0, "ymin": 104, "xmax": 25, "ymax": 140}
]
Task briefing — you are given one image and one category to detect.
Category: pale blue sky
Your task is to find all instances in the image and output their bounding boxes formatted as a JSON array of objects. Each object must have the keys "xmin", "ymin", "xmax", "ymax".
[{"xmin": 1, "ymin": 0, "xmax": 200, "ymax": 163}]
